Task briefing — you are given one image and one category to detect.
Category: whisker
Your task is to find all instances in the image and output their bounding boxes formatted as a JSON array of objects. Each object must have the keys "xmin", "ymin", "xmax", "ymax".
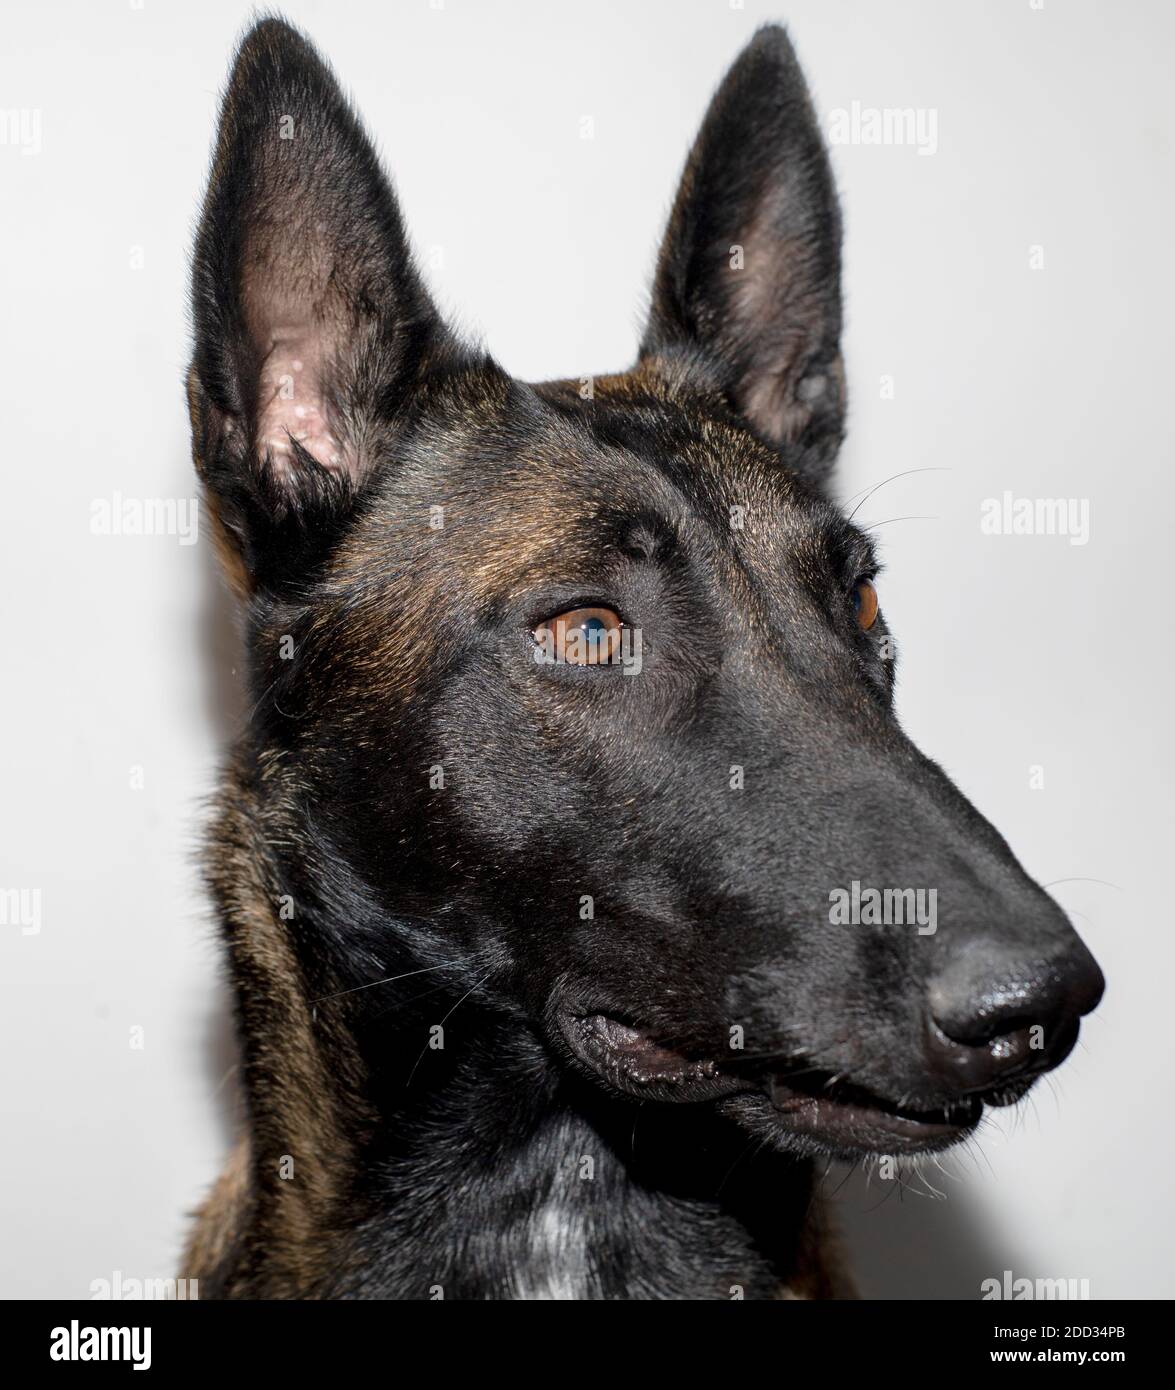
[
  {"xmin": 312, "ymin": 961, "xmax": 466, "ymax": 1004},
  {"xmin": 404, "ymin": 967, "xmax": 496, "ymax": 1088},
  {"xmin": 860, "ymin": 514, "xmax": 939, "ymax": 530},
  {"xmin": 844, "ymin": 467, "xmax": 951, "ymax": 521},
  {"xmin": 1041, "ymin": 876, "xmax": 1122, "ymax": 892}
]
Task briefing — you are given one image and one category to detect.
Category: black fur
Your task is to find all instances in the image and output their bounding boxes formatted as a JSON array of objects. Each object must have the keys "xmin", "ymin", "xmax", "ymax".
[{"xmin": 184, "ymin": 17, "xmax": 1104, "ymax": 1299}]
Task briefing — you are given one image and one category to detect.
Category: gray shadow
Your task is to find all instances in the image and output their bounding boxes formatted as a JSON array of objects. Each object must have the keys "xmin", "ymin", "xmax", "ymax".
[
  {"xmin": 198, "ymin": 535, "xmax": 247, "ymax": 743},
  {"xmin": 201, "ymin": 979, "xmax": 244, "ymax": 1153},
  {"xmin": 830, "ymin": 1163, "xmax": 1030, "ymax": 1299}
]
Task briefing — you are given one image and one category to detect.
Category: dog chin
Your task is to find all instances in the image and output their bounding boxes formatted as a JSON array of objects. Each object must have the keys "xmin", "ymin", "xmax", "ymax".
[{"xmin": 717, "ymin": 1088, "xmax": 987, "ymax": 1160}]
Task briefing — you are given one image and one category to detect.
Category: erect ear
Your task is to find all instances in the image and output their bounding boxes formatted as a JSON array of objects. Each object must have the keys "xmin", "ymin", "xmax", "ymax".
[
  {"xmin": 189, "ymin": 18, "xmax": 459, "ymax": 591},
  {"xmin": 640, "ymin": 26, "xmax": 845, "ymax": 485}
]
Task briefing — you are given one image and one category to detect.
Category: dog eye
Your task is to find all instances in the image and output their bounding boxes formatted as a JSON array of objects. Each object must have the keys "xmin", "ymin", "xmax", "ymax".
[
  {"xmin": 534, "ymin": 607, "xmax": 623, "ymax": 665},
  {"xmin": 852, "ymin": 578, "xmax": 879, "ymax": 631}
]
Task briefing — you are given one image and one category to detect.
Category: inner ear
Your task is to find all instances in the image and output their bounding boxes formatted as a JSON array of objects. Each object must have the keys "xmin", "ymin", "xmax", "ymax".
[
  {"xmin": 245, "ymin": 273, "xmax": 349, "ymax": 478},
  {"xmin": 258, "ymin": 344, "xmax": 343, "ymax": 476},
  {"xmin": 640, "ymin": 26, "xmax": 845, "ymax": 484}
]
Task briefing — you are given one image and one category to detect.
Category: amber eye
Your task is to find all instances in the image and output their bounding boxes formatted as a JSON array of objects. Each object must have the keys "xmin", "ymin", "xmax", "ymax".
[
  {"xmin": 534, "ymin": 606, "xmax": 624, "ymax": 665},
  {"xmin": 852, "ymin": 578, "xmax": 879, "ymax": 631}
]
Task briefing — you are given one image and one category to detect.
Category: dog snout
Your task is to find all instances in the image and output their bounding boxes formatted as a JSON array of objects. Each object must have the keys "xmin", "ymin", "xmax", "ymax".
[{"xmin": 925, "ymin": 931, "xmax": 1104, "ymax": 1093}]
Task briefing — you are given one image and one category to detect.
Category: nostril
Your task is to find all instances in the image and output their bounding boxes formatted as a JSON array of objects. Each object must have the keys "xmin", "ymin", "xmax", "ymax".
[
  {"xmin": 926, "ymin": 1017, "xmax": 1038, "ymax": 1091},
  {"xmin": 929, "ymin": 976, "xmax": 1056, "ymax": 1050},
  {"xmin": 935, "ymin": 1012, "xmax": 1035, "ymax": 1050},
  {"xmin": 925, "ymin": 1013, "xmax": 1081, "ymax": 1095}
]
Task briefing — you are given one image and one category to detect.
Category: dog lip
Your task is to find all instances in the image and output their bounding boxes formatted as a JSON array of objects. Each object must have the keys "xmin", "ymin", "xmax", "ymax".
[
  {"xmin": 559, "ymin": 1012, "xmax": 1007, "ymax": 1144},
  {"xmin": 581, "ymin": 1014, "xmax": 714, "ymax": 1081},
  {"xmin": 559, "ymin": 1013, "xmax": 748, "ymax": 1102},
  {"xmin": 765, "ymin": 1073, "xmax": 984, "ymax": 1147}
]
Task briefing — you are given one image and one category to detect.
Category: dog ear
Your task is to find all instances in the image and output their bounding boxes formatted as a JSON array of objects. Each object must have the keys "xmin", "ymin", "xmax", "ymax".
[
  {"xmin": 640, "ymin": 26, "xmax": 845, "ymax": 485},
  {"xmin": 189, "ymin": 18, "xmax": 459, "ymax": 591}
]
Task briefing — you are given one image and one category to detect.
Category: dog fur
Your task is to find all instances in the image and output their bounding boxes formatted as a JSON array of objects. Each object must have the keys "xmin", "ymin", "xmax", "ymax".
[{"xmin": 182, "ymin": 17, "xmax": 1102, "ymax": 1300}]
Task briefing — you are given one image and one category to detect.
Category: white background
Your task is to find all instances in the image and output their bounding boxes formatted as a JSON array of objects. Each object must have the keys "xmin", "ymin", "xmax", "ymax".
[{"xmin": 1, "ymin": 0, "xmax": 1170, "ymax": 1299}]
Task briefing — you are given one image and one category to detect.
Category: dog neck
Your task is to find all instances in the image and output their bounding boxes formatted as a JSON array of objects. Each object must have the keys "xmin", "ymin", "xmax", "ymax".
[
  {"xmin": 187, "ymin": 773, "xmax": 847, "ymax": 1299},
  {"xmin": 345, "ymin": 1019, "xmax": 839, "ymax": 1299}
]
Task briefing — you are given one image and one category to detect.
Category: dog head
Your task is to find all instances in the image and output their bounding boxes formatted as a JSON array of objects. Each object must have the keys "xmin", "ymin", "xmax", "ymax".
[{"xmin": 190, "ymin": 19, "xmax": 1103, "ymax": 1159}]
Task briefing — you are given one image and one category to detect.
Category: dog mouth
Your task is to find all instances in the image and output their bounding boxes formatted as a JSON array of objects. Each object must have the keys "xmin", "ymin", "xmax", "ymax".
[{"xmin": 562, "ymin": 1013, "xmax": 1028, "ymax": 1154}]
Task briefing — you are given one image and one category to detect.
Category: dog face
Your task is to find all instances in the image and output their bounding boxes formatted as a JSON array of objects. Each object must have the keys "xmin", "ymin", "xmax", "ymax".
[{"xmin": 190, "ymin": 20, "xmax": 1103, "ymax": 1161}]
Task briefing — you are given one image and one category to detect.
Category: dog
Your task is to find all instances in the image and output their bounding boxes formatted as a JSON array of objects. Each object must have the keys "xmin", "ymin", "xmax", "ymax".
[{"xmin": 183, "ymin": 16, "xmax": 1104, "ymax": 1299}]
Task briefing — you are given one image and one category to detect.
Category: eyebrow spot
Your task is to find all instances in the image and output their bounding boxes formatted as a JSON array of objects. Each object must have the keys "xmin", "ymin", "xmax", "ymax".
[{"xmin": 616, "ymin": 516, "xmax": 677, "ymax": 563}]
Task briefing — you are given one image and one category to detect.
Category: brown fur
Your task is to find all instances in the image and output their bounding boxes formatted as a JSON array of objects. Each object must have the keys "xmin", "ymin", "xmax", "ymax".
[
  {"xmin": 182, "ymin": 762, "xmax": 374, "ymax": 1296},
  {"xmin": 180, "ymin": 18, "xmax": 1100, "ymax": 1301}
]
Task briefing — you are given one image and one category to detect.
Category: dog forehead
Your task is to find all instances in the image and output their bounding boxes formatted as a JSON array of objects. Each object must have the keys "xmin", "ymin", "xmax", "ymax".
[{"xmin": 343, "ymin": 387, "xmax": 839, "ymax": 600}]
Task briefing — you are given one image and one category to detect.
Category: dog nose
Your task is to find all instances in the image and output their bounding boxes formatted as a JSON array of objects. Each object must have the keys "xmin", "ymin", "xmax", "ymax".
[{"xmin": 926, "ymin": 937, "xmax": 1104, "ymax": 1092}]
